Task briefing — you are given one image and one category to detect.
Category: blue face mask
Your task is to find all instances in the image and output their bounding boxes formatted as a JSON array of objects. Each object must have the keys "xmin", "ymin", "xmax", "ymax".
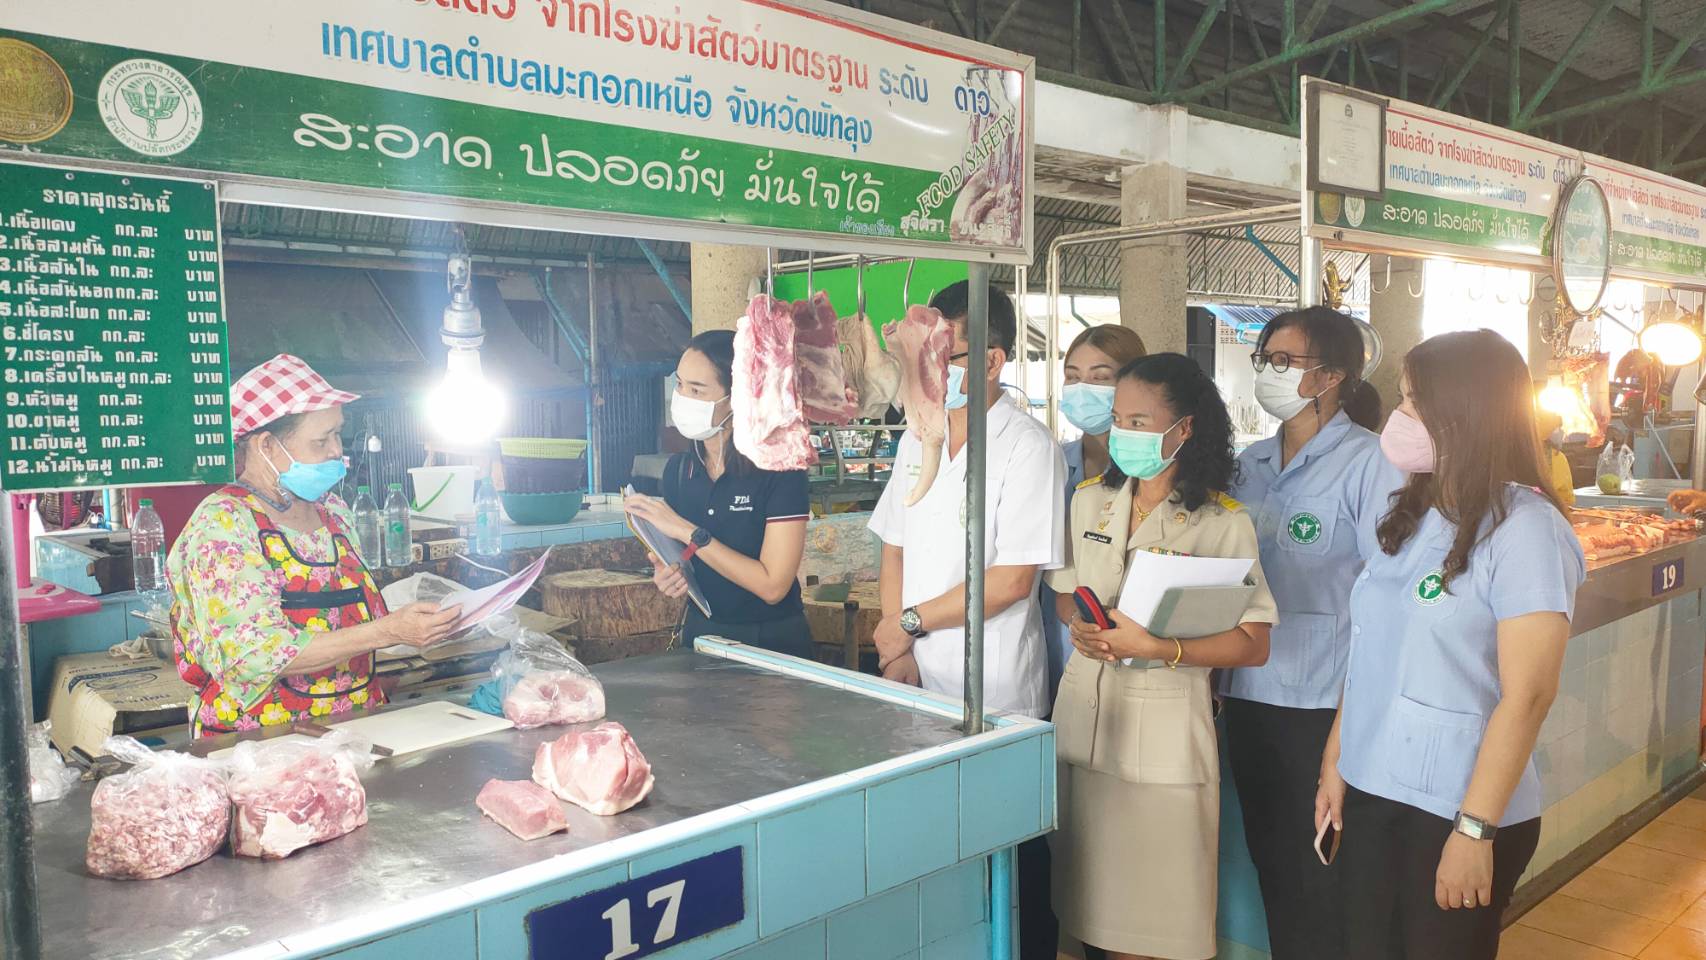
[
  {"xmin": 1060, "ymin": 382, "xmax": 1116, "ymax": 434},
  {"xmin": 944, "ymin": 363, "xmax": 969, "ymax": 411},
  {"xmin": 265, "ymin": 442, "xmax": 347, "ymax": 503},
  {"xmin": 1108, "ymin": 418, "xmax": 1184, "ymax": 480}
]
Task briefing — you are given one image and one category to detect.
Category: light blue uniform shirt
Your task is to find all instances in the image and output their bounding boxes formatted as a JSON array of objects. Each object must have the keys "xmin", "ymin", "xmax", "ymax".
[
  {"xmin": 1337, "ymin": 486, "xmax": 1585, "ymax": 825},
  {"xmin": 1223, "ymin": 412, "xmax": 1405, "ymax": 709},
  {"xmin": 1042, "ymin": 438, "xmax": 1088, "ymax": 698}
]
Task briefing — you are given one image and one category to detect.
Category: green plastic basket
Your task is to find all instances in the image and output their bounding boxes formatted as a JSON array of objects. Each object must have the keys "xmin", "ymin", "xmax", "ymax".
[
  {"xmin": 497, "ymin": 437, "xmax": 587, "ymax": 460},
  {"xmin": 500, "ymin": 491, "xmax": 584, "ymax": 525}
]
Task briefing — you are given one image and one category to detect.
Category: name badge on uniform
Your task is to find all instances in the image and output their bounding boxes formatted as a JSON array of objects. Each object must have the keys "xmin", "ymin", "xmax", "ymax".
[{"xmin": 1082, "ymin": 531, "xmax": 1113, "ymax": 545}]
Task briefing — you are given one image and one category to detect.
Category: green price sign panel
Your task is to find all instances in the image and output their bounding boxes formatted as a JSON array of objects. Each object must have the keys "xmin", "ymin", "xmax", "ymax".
[{"xmin": 0, "ymin": 161, "xmax": 233, "ymax": 492}]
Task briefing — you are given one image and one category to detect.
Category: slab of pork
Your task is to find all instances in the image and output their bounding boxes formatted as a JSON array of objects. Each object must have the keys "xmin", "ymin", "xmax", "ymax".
[
  {"xmin": 531, "ymin": 720, "xmax": 655, "ymax": 816},
  {"xmin": 883, "ymin": 304, "xmax": 952, "ymax": 505},
  {"xmin": 504, "ymin": 670, "xmax": 606, "ymax": 729},
  {"xmin": 794, "ymin": 292, "xmax": 859, "ymax": 425},
  {"xmin": 837, "ymin": 313, "xmax": 902, "ymax": 420},
  {"xmin": 476, "ymin": 779, "xmax": 569, "ymax": 840},
  {"xmin": 229, "ymin": 749, "xmax": 368, "ymax": 859},
  {"xmin": 733, "ymin": 294, "xmax": 817, "ymax": 470}
]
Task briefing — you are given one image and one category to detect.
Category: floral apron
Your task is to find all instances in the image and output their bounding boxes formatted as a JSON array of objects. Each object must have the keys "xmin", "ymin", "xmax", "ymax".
[{"xmin": 177, "ymin": 488, "xmax": 389, "ymax": 737}]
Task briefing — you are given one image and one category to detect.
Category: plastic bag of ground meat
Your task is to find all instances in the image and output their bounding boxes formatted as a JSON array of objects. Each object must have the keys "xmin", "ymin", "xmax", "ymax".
[
  {"xmin": 228, "ymin": 730, "xmax": 375, "ymax": 860},
  {"xmin": 491, "ymin": 630, "xmax": 605, "ymax": 730},
  {"xmin": 86, "ymin": 736, "xmax": 230, "ymax": 880}
]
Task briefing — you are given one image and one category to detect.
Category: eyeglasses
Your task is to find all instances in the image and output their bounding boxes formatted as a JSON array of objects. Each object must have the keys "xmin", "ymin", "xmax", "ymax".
[{"xmin": 1250, "ymin": 351, "xmax": 1321, "ymax": 373}]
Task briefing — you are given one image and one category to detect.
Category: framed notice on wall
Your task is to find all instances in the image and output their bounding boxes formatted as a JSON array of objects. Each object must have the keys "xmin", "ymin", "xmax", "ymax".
[
  {"xmin": 1307, "ymin": 83, "xmax": 1386, "ymax": 199},
  {"xmin": 0, "ymin": 161, "xmax": 234, "ymax": 492}
]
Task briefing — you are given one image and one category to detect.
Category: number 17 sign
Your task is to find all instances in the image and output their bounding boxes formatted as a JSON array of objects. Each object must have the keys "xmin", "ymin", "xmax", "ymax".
[{"xmin": 527, "ymin": 847, "xmax": 745, "ymax": 960}]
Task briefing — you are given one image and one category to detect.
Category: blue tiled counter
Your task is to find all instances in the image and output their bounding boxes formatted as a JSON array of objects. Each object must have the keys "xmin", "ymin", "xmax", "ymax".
[
  {"xmin": 30, "ymin": 641, "xmax": 1054, "ymax": 960},
  {"xmin": 1212, "ymin": 539, "xmax": 1706, "ymax": 958}
]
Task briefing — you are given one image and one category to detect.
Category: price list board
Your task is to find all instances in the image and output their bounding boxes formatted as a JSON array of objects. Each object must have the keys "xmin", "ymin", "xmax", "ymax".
[{"xmin": 0, "ymin": 162, "xmax": 233, "ymax": 492}]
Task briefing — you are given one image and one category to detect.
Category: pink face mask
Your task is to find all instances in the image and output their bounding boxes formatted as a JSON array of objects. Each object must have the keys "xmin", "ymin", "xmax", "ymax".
[{"xmin": 1380, "ymin": 407, "xmax": 1435, "ymax": 473}]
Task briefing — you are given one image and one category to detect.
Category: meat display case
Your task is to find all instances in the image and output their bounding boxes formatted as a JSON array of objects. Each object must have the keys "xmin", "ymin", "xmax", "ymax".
[{"xmin": 28, "ymin": 641, "xmax": 1053, "ymax": 960}]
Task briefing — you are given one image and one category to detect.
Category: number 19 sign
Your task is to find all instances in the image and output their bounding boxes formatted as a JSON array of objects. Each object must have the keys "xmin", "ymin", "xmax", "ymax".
[{"xmin": 527, "ymin": 847, "xmax": 744, "ymax": 960}]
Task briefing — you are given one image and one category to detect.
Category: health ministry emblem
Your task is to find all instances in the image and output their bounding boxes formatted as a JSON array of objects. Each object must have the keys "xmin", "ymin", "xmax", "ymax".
[
  {"xmin": 98, "ymin": 58, "xmax": 203, "ymax": 157},
  {"xmin": 1287, "ymin": 512, "xmax": 1322, "ymax": 545}
]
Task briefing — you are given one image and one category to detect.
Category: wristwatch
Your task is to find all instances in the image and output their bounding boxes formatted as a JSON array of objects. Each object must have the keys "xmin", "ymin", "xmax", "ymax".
[
  {"xmin": 1453, "ymin": 811, "xmax": 1498, "ymax": 841},
  {"xmin": 899, "ymin": 606, "xmax": 927, "ymax": 638},
  {"xmin": 682, "ymin": 526, "xmax": 712, "ymax": 561}
]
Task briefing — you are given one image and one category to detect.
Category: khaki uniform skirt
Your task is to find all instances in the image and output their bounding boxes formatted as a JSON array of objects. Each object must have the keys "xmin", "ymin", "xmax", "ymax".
[{"xmin": 1051, "ymin": 655, "xmax": 1219, "ymax": 960}]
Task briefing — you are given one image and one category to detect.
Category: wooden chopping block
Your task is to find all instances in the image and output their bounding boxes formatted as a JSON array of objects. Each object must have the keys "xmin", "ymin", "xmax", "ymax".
[
  {"xmin": 575, "ymin": 629, "xmax": 676, "ymax": 666},
  {"xmin": 541, "ymin": 569, "xmax": 683, "ymax": 638},
  {"xmin": 803, "ymin": 581, "xmax": 883, "ymax": 658}
]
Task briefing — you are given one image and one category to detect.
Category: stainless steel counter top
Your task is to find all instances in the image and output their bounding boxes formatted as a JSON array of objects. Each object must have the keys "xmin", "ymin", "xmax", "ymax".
[
  {"xmin": 1574, "ymin": 536, "xmax": 1706, "ymax": 635},
  {"xmin": 31, "ymin": 651, "xmax": 964, "ymax": 960}
]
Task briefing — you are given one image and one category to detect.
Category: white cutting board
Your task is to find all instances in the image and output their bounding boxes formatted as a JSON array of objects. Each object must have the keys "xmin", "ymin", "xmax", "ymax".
[{"xmin": 205, "ymin": 702, "xmax": 514, "ymax": 761}]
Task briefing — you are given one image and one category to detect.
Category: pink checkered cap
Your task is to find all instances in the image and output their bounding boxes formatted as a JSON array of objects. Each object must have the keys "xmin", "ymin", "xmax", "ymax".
[{"xmin": 230, "ymin": 354, "xmax": 361, "ymax": 438}]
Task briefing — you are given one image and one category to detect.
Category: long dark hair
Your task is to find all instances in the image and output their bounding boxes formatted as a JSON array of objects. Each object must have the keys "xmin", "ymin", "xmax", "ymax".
[
  {"xmin": 1376, "ymin": 330, "xmax": 1563, "ymax": 590},
  {"xmin": 681, "ymin": 329, "xmax": 756, "ymax": 476},
  {"xmin": 1258, "ymin": 306, "xmax": 1382, "ymax": 430},
  {"xmin": 1103, "ymin": 353, "xmax": 1238, "ymax": 511}
]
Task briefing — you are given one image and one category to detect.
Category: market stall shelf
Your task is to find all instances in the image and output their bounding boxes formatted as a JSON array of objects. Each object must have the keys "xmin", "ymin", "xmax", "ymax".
[{"xmin": 29, "ymin": 642, "xmax": 1053, "ymax": 960}]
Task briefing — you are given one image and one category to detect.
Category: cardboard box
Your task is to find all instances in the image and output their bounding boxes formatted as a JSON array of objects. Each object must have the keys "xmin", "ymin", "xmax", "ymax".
[{"xmin": 47, "ymin": 652, "xmax": 193, "ymax": 757}]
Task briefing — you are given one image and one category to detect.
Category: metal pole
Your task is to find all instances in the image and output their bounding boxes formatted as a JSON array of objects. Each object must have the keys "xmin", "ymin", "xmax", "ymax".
[
  {"xmin": 1015, "ymin": 265, "xmax": 1030, "ymax": 395},
  {"xmin": 1299, "ymin": 236, "xmax": 1324, "ymax": 307},
  {"xmin": 0, "ymin": 488, "xmax": 43, "ymax": 960},
  {"xmin": 964, "ymin": 263, "xmax": 990, "ymax": 736},
  {"xmin": 587, "ymin": 252, "xmax": 601, "ymax": 495},
  {"xmin": 1691, "ymin": 402, "xmax": 1706, "ymax": 487}
]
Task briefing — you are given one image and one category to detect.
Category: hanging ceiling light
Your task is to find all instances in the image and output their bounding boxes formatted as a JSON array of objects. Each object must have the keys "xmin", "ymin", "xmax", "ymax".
[
  {"xmin": 423, "ymin": 252, "xmax": 508, "ymax": 443},
  {"xmin": 1638, "ymin": 319, "xmax": 1704, "ymax": 367}
]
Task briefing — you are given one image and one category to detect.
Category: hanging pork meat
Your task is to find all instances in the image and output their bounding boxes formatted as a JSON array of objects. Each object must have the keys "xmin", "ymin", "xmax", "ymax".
[
  {"xmin": 794, "ymin": 291, "xmax": 859, "ymax": 425},
  {"xmin": 837, "ymin": 313, "xmax": 902, "ymax": 420},
  {"xmin": 884, "ymin": 304, "xmax": 952, "ymax": 505},
  {"xmin": 733, "ymin": 294, "xmax": 818, "ymax": 471}
]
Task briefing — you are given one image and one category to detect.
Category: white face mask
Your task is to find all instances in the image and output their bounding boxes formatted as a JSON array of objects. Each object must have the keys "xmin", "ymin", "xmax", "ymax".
[
  {"xmin": 1254, "ymin": 364, "xmax": 1326, "ymax": 422},
  {"xmin": 671, "ymin": 391, "xmax": 729, "ymax": 441}
]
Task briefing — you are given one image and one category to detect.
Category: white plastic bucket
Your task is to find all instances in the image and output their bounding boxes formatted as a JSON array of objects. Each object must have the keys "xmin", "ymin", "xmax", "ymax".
[{"xmin": 408, "ymin": 465, "xmax": 478, "ymax": 521}]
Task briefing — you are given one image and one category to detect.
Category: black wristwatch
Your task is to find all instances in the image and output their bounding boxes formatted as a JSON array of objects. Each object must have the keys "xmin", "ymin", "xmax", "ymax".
[
  {"xmin": 899, "ymin": 606, "xmax": 927, "ymax": 638},
  {"xmin": 689, "ymin": 526, "xmax": 712, "ymax": 548},
  {"xmin": 1453, "ymin": 811, "xmax": 1497, "ymax": 841}
]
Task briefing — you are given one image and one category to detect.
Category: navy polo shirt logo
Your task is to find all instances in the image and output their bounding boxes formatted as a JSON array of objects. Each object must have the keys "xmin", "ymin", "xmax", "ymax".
[{"xmin": 729, "ymin": 495, "xmax": 754, "ymax": 513}]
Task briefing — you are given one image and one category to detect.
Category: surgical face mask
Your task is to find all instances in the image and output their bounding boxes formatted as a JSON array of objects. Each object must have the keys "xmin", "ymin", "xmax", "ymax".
[
  {"xmin": 1380, "ymin": 407, "xmax": 1435, "ymax": 473},
  {"xmin": 1060, "ymin": 382, "xmax": 1116, "ymax": 434},
  {"xmin": 1108, "ymin": 417, "xmax": 1185, "ymax": 481},
  {"xmin": 263, "ymin": 439, "xmax": 347, "ymax": 503},
  {"xmin": 672, "ymin": 391, "xmax": 729, "ymax": 441},
  {"xmin": 1254, "ymin": 364, "xmax": 1325, "ymax": 421},
  {"xmin": 945, "ymin": 364, "xmax": 969, "ymax": 411}
]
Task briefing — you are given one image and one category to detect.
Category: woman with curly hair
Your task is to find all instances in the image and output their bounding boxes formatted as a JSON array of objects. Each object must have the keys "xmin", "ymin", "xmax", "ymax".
[{"xmin": 1045, "ymin": 353, "xmax": 1277, "ymax": 960}]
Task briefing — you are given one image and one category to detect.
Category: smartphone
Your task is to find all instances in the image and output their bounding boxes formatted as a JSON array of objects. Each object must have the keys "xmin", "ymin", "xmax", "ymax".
[
  {"xmin": 1073, "ymin": 587, "xmax": 1113, "ymax": 629},
  {"xmin": 1314, "ymin": 817, "xmax": 1341, "ymax": 866}
]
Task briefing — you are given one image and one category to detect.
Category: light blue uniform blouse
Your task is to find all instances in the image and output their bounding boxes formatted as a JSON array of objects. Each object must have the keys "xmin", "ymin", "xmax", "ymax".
[
  {"xmin": 1336, "ymin": 486, "xmax": 1585, "ymax": 825},
  {"xmin": 1223, "ymin": 411, "xmax": 1406, "ymax": 709}
]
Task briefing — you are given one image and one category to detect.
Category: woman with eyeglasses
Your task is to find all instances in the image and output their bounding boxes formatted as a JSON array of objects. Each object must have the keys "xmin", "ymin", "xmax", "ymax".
[
  {"xmin": 1046, "ymin": 353, "xmax": 1276, "ymax": 960},
  {"xmin": 1220, "ymin": 308, "xmax": 1402, "ymax": 960},
  {"xmin": 1315, "ymin": 330, "xmax": 1585, "ymax": 960}
]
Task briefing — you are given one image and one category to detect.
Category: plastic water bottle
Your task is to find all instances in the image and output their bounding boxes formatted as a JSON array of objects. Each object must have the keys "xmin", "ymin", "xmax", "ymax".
[
  {"xmin": 130, "ymin": 499, "xmax": 168, "ymax": 602},
  {"xmin": 383, "ymin": 483, "xmax": 412, "ymax": 568},
  {"xmin": 352, "ymin": 485, "xmax": 382, "ymax": 568},
  {"xmin": 473, "ymin": 479, "xmax": 503, "ymax": 557}
]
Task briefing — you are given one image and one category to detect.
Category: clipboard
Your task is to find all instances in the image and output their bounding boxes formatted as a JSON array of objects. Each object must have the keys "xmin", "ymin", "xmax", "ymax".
[
  {"xmin": 1146, "ymin": 580, "xmax": 1258, "ymax": 639},
  {"xmin": 621, "ymin": 484, "xmax": 712, "ymax": 618}
]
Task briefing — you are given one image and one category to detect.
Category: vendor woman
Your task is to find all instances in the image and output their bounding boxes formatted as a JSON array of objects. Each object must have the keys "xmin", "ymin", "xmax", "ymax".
[
  {"xmin": 626, "ymin": 330, "xmax": 813, "ymax": 657},
  {"xmin": 168, "ymin": 354, "xmax": 462, "ymax": 736}
]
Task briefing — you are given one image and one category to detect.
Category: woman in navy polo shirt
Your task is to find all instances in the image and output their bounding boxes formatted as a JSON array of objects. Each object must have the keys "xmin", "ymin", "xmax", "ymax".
[{"xmin": 625, "ymin": 330, "xmax": 814, "ymax": 657}]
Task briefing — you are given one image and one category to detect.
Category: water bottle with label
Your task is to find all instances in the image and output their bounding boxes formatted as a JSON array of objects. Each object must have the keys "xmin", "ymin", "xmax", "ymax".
[
  {"xmin": 130, "ymin": 498, "xmax": 168, "ymax": 605},
  {"xmin": 351, "ymin": 485, "xmax": 382, "ymax": 567},
  {"xmin": 473, "ymin": 479, "xmax": 503, "ymax": 557},
  {"xmin": 383, "ymin": 483, "xmax": 412, "ymax": 568}
]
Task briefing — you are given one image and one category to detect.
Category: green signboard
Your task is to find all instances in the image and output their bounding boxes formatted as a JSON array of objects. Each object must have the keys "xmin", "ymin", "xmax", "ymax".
[{"xmin": 0, "ymin": 161, "xmax": 233, "ymax": 492}]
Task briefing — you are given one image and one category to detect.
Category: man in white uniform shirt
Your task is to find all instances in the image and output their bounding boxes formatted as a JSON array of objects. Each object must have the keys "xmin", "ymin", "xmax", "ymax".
[{"xmin": 868, "ymin": 280, "xmax": 1066, "ymax": 717}]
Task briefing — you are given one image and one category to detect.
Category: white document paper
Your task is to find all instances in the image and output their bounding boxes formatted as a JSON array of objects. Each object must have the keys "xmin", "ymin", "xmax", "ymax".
[
  {"xmin": 1115, "ymin": 551, "xmax": 1254, "ymax": 629},
  {"xmin": 437, "ymin": 547, "xmax": 553, "ymax": 634}
]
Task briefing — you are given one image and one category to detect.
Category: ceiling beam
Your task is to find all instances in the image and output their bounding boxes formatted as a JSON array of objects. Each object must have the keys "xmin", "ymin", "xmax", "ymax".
[
  {"xmin": 1525, "ymin": 67, "xmax": 1706, "ymax": 129},
  {"xmin": 1513, "ymin": 0, "xmax": 1620, "ymax": 128}
]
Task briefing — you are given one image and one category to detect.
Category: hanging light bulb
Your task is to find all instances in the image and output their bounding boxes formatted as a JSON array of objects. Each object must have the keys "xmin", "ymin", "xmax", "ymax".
[
  {"xmin": 1537, "ymin": 377, "xmax": 1579, "ymax": 416},
  {"xmin": 424, "ymin": 251, "xmax": 509, "ymax": 443},
  {"xmin": 1638, "ymin": 320, "xmax": 1704, "ymax": 367}
]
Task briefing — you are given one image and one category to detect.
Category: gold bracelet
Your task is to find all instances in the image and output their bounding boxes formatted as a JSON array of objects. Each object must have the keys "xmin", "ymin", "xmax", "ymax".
[{"xmin": 1168, "ymin": 638, "xmax": 1184, "ymax": 669}]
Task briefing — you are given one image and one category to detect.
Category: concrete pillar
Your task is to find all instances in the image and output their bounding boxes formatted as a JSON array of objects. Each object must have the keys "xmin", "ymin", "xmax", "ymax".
[
  {"xmin": 1118, "ymin": 106, "xmax": 1190, "ymax": 356},
  {"xmin": 1367, "ymin": 255, "xmax": 1427, "ymax": 421},
  {"xmin": 689, "ymin": 244, "xmax": 769, "ymax": 333}
]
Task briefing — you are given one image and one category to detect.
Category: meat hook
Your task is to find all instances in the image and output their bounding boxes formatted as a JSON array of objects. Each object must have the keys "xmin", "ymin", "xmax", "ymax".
[
  {"xmin": 1370, "ymin": 257, "xmax": 1393, "ymax": 295},
  {"xmin": 806, "ymin": 250, "xmax": 814, "ymax": 297},
  {"xmin": 765, "ymin": 247, "xmax": 774, "ymax": 297},
  {"xmin": 902, "ymin": 258, "xmax": 916, "ymax": 306},
  {"xmin": 1406, "ymin": 268, "xmax": 1425, "ymax": 298},
  {"xmin": 856, "ymin": 255, "xmax": 867, "ymax": 317}
]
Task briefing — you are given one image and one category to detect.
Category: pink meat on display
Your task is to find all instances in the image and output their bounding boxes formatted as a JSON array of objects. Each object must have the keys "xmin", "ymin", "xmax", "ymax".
[
  {"xmin": 532, "ymin": 721, "xmax": 655, "ymax": 816},
  {"xmin": 733, "ymin": 294, "xmax": 817, "ymax": 471},
  {"xmin": 86, "ymin": 750, "xmax": 229, "ymax": 880},
  {"xmin": 837, "ymin": 314, "xmax": 902, "ymax": 420},
  {"xmin": 884, "ymin": 304, "xmax": 952, "ymax": 505},
  {"xmin": 948, "ymin": 69, "xmax": 1024, "ymax": 248},
  {"xmin": 793, "ymin": 292, "xmax": 859, "ymax": 425},
  {"xmin": 229, "ymin": 749, "xmax": 369, "ymax": 859},
  {"xmin": 476, "ymin": 779, "xmax": 569, "ymax": 841},
  {"xmin": 503, "ymin": 671, "xmax": 606, "ymax": 729}
]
